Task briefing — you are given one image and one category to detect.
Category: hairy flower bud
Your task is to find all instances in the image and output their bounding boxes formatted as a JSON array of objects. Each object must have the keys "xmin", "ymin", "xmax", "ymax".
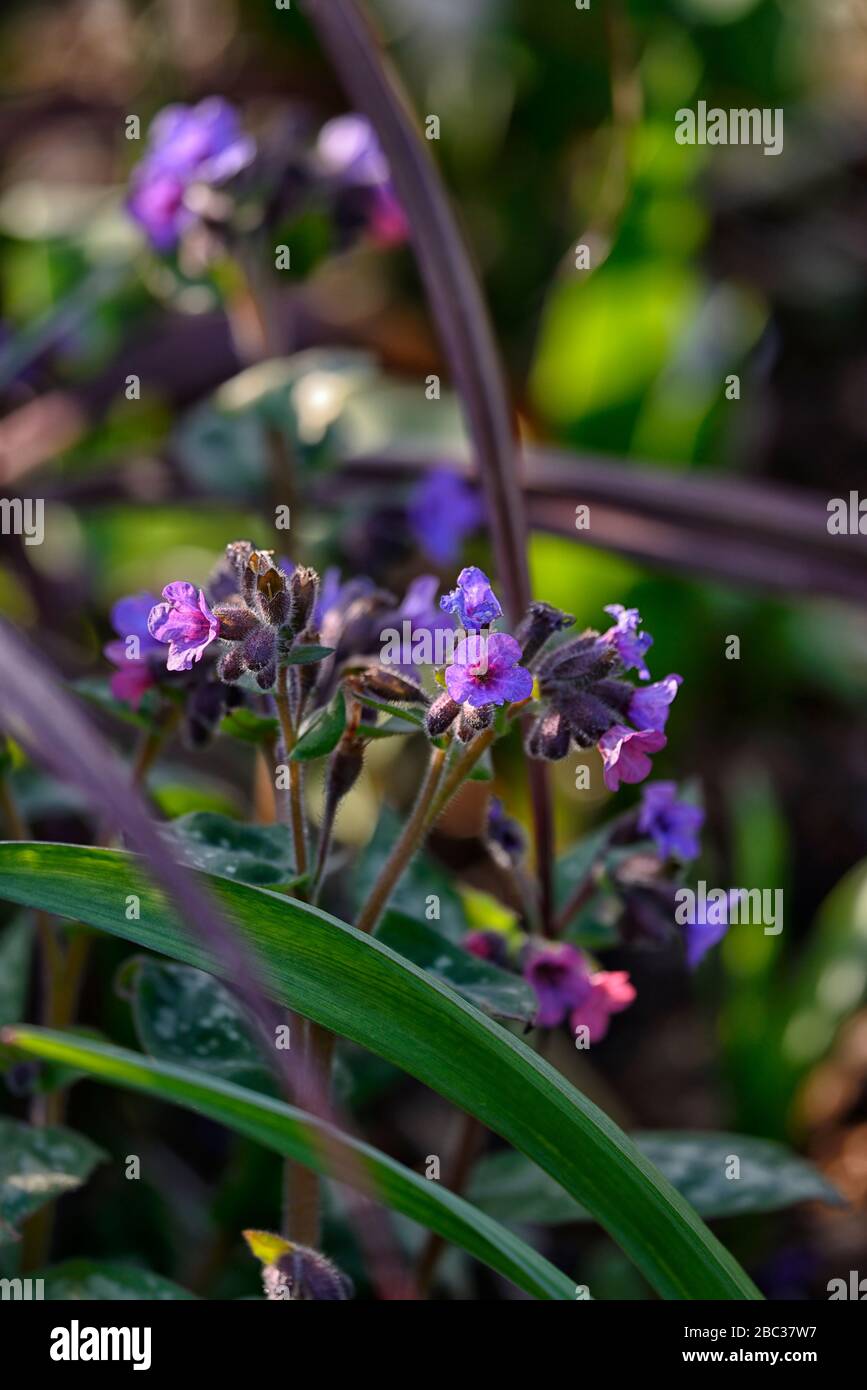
[
  {"xmin": 212, "ymin": 602, "xmax": 259, "ymax": 641},
  {"xmin": 346, "ymin": 665, "xmax": 427, "ymax": 705},
  {"xmin": 263, "ymin": 1245, "xmax": 353, "ymax": 1301},
  {"xmin": 218, "ymin": 645, "xmax": 246, "ymax": 683},
  {"xmin": 457, "ymin": 701, "xmax": 493, "ymax": 743},
  {"xmin": 426, "ymin": 691, "xmax": 461, "ymax": 738},
  {"xmin": 525, "ymin": 708, "xmax": 570, "ymax": 761},
  {"xmin": 242, "ymin": 625, "xmax": 277, "ymax": 673},
  {"xmin": 225, "ymin": 540, "xmax": 256, "ymax": 598},
  {"xmin": 289, "ymin": 565, "xmax": 319, "ymax": 633},
  {"xmin": 515, "ymin": 601, "xmax": 575, "ymax": 666}
]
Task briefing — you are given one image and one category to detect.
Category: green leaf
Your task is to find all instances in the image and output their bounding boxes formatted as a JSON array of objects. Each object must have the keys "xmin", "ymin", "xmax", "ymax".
[
  {"xmin": 0, "ymin": 843, "xmax": 761, "ymax": 1299},
  {"xmin": 468, "ymin": 1135, "xmax": 842, "ymax": 1224},
  {"xmin": 71, "ymin": 677, "xmax": 164, "ymax": 732},
  {"xmin": 35, "ymin": 1259, "xmax": 197, "ymax": 1300},
  {"xmin": 124, "ymin": 957, "xmax": 277, "ymax": 1095},
  {"xmin": 376, "ymin": 911, "xmax": 536, "ymax": 1023},
  {"xmin": 355, "ymin": 808, "xmax": 468, "ymax": 942},
  {"xmin": 282, "ymin": 644, "xmax": 335, "ymax": 667},
  {"xmin": 0, "ymin": 1117, "xmax": 105, "ymax": 1243},
  {"xmin": 349, "ymin": 694, "xmax": 426, "ymax": 728},
  {"xmin": 291, "ymin": 691, "xmax": 346, "ymax": 762},
  {"xmin": 6, "ymin": 1028, "xmax": 574, "ymax": 1302},
  {"xmin": 162, "ymin": 812, "xmax": 297, "ymax": 887},
  {"xmin": 219, "ymin": 707, "xmax": 280, "ymax": 747}
]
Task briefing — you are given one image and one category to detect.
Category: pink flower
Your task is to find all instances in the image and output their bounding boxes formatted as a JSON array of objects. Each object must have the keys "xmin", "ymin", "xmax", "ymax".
[
  {"xmin": 569, "ymin": 971, "xmax": 636, "ymax": 1043},
  {"xmin": 598, "ymin": 723, "xmax": 666, "ymax": 791},
  {"xmin": 148, "ymin": 582, "xmax": 220, "ymax": 672},
  {"xmin": 523, "ymin": 942, "xmax": 592, "ymax": 1028}
]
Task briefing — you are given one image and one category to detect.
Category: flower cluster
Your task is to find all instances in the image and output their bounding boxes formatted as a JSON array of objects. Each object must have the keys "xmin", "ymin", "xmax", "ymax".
[
  {"xmin": 466, "ymin": 932, "xmax": 636, "ymax": 1043},
  {"xmin": 127, "ymin": 102, "xmax": 407, "ymax": 257},
  {"xmin": 522, "ymin": 600, "xmax": 681, "ymax": 791},
  {"xmin": 127, "ymin": 98, "xmax": 256, "ymax": 251},
  {"xmin": 426, "ymin": 567, "xmax": 532, "ymax": 742}
]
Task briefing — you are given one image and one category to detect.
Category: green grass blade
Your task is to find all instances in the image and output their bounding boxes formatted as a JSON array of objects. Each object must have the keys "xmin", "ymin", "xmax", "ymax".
[
  {"xmin": 3, "ymin": 1026, "xmax": 573, "ymax": 1301},
  {"xmin": 0, "ymin": 842, "xmax": 761, "ymax": 1300}
]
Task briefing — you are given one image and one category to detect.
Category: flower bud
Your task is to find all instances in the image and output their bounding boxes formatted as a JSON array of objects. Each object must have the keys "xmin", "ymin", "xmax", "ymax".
[
  {"xmin": 225, "ymin": 540, "xmax": 256, "ymax": 599},
  {"xmin": 289, "ymin": 565, "xmax": 319, "ymax": 633},
  {"xmin": 525, "ymin": 708, "xmax": 570, "ymax": 761},
  {"xmin": 242, "ymin": 625, "xmax": 278, "ymax": 673},
  {"xmin": 426, "ymin": 691, "xmax": 461, "ymax": 738},
  {"xmin": 263, "ymin": 1245, "xmax": 353, "ymax": 1301},
  {"xmin": 457, "ymin": 702, "xmax": 493, "ymax": 743},
  {"xmin": 346, "ymin": 665, "xmax": 427, "ymax": 705},
  {"xmin": 515, "ymin": 601, "xmax": 574, "ymax": 666},
  {"xmin": 218, "ymin": 645, "xmax": 246, "ymax": 683},
  {"xmin": 212, "ymin": 603, "xmax": 259, "ymax": 641}
]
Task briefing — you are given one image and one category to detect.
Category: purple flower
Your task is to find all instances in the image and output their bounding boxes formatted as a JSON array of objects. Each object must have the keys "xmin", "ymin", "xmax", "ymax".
[
  {"xmin": 127, "ymin": 98, "xmax": 255, "ymax": 250},
  {"xmin": 407, "ymin": 470, "xmax": 484, "ymax": 565},
  {"xmin": 603, "ymin": 604, "xmax": 653, "ymax": 680},
  {"xmin": 486, "ymin": 796, "xmax": 526, "ymax": 864},
  {"xmin": 445, "ymin": 632, "xmax": 532, "ymax": 708},
  {"xmin": 638, "ymin": 781, "xmax": 704, "ymax": 860},
  {"xmin": 598, "ymin": 724, "xmax": 666, "ymax": 791},
  {"xmin": 523, "ymin": 942, "xmax": 592, "ymax": 1028},
  {"xmin": 316, "ymin": 113, "xmax": 408, "ymax": 247},
  {"xmin": 684, "ymin": 891, "xmax": 744, "ymax": 969},
  {"xmin": 148, "ymin": 582, "xmax": 220, "ymax": 672},
  {"xmin": 440, "ymin": 566, "xmax": 503, "ymax": 630},
  {"xmin": 104, "ymin": 593, "xmax": 163, "ymax": 707},
  {"xmin": 628, "ymin": 673, "xmax": 682, "ymax": 732}
]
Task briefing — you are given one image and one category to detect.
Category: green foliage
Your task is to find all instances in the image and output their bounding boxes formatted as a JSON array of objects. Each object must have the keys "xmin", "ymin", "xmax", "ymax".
[
  {"xmin": 468, "ymin": 1134, "xmax": 841, "ymax": 1225},
  {"xmin": 0, "ymin": 843, "xmax": 761, "ymax": 1298},
  {"xmin": 0, "ymin": 1118, "xmax": 105, "ymax": 1244}
]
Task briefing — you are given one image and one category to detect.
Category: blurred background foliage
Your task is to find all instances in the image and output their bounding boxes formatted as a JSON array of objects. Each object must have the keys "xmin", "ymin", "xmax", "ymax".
[{"xmin": 1, "ymin": 0, "xmax": 866, "ymax": 1298}]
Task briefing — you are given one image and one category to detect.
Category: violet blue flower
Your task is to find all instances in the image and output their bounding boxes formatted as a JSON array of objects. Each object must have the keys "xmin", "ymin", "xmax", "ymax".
[
  {"xmin": 316, "ymin": 113, "xmax": 408, "ymax": 246},
  {"xmin": 638, "ymin": 781, "xmax": 704, "ymax": 861},
  {"xmin": 683, "ymin": 890, "xmax": 745, "ymax": 969},
  {"xmin": 104, "ymin": 593, "xmax": 163, "ymax": 708},
  {"xmin": 569, "ymin": 971, "xmax": 636, "ymax": 1043},
  {"xmin": 127, "ymin": 98, "xmax": 255, "ymax": 250},
  {"xmin": 407, "ymin": 470, "xmax": 484, "ymax": 565},
  {"xmin": 440, "ymin": 566, "xmax": 503, "ymax": 630},
  {"xmin": 598, "ymin": 723, "xmax": 667, "ymax": 791},
  {"xmin": 445, "ymin": 632, "xmax": 532, "ymax": 708},
  {"xmin": 603, "ymin": 604, "xmax": 653, "ymax": 680},
  {"xmin": 523, "ymin": 942, "xmax": 592, "ymax": 1028},
  {"xmin": 148, "ymin": 582, "xmax": 220, "ymax": 672},
  {"xmin": 628, "ymin": 673, "xmax": 682, "ymax": 732}
]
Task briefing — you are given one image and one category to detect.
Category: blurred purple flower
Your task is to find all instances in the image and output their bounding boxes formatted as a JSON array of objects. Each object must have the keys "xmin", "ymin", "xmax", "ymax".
[
  {"xmin": 683, "ymin": 889, "xmax": 747, "ymax": 968},
  {"xmin": 148, "ymin": 582, "xmax": 220, "ymax": 672},
  {"xmin": 464, "ymin": 930, "xmax": 510, "ymax": 969},
  {"xmin": 603, "ymin": 604, "xmax": 653, "ymax": 680},
  {"xmin": 127, "ymin": 97, "xmax": 255, "ymax": 250},
  {"xmin": 628, "ymin": 673, "xmax": 682, "ymax": 732},
  {"xmin": 598, "ymin": 724, "xmax": 667, "ymax": 791},
  {"xmin": 569, "ymin": 971, "xmax": 636, "ymax": 1043},
  {"xmin": 440, "ymin": 566, "xmax": 503, "ymax": 630},
  {"xmin": 486, "ymin": 795, "xmax": 526, "ymax": 864},
  {"xmin": 445, "ymin": 632, "xmax": 532, "ymax": 708},
  {"xmin": 638, "ymin": 781, "xmax": 704, "ymax": 861},
  {"xmin": 316, "ymin": 113, "xmax": 408, "ymax": 247},
  {"xmin": 407, "ymin": 470, "xmax": 484, "ymax": 565},
  {"xmin": 523, "ymin": 942, "xmax": 592, "ymax": 1028},
  {"xmin": 104, "ymin": 593, "xmax": 162, "ymax": 708}
]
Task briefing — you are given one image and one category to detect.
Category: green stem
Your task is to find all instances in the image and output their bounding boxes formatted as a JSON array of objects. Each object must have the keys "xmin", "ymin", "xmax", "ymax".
[
  {"xmin": 355, "ymin": 745, "xmax": 448, "ymax": 936},
  {"xmin": 274, "ymin": 668, "xmax": 308, "ymax": 878}
]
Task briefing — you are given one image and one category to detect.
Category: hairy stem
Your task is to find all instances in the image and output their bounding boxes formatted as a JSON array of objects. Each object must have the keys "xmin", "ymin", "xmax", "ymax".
[
  {"xmin": 274, "ymin": 668, "xmax": 308, "ymax": 878},
  {"xmin": 355, "ymin": 745, "xmax": 448, "ymax": 935}
]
